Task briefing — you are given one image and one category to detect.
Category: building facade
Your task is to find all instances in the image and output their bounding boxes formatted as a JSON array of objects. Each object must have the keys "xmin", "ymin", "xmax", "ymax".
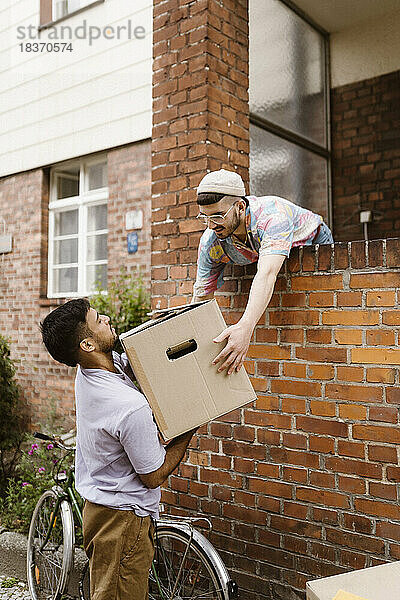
[{"xmin": 1, "ymin": 0, "xmax": 400, "ymax": 597}]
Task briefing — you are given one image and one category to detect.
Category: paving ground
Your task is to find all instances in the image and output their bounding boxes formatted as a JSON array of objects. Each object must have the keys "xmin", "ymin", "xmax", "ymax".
[{"xmin": 0, "ymin": 576, "xmax": 31, "ymax": 600}]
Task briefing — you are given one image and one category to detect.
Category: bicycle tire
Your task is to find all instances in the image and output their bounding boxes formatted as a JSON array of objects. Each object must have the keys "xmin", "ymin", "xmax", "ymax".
[
  {"xmin": 27, "ymin": 487, "xmax": 75, "ymax": 600},
  {"xmin": 149, "ymin": 521, "xmax": 231, "ymax": 600}
]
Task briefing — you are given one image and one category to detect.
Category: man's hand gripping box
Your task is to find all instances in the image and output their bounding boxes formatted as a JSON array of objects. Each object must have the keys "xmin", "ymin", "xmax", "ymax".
[{"xmin": 120, "ymin": 300, "xmax": 256, "ymax": 441}]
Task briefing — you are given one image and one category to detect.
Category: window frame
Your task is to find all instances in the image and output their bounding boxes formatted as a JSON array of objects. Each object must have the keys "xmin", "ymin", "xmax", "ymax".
[
  {"xmin": 48, "ymin": 155, "xmax": 108, "ymax": 299},
  {"xmin": 249, "ymin": 0, "xmax": 332, "ymax": 227},
  {"xmin": 40, "ymin": 0, "xmax": 104, "ymax": 29}
]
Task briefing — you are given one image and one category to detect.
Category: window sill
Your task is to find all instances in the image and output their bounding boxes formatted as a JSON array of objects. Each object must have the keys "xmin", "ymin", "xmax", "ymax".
[{"xmin": 39, "ymin": 0, "xmax": 105, "ymax": 31}]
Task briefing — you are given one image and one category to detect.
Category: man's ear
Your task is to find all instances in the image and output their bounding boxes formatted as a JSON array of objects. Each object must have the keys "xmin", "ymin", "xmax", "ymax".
[
  {"xmin": 80, "ymin": 338, "xmax": 96, "ymax": 353},
  {"xmin": 238, "ymin": 198, "xmax": 246, "ymax": 212}
]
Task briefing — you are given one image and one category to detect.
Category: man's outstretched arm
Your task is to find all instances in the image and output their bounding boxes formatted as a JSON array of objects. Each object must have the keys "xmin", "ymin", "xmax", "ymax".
[
  {"xmin": 212, "ymin": 254, "xmax": 285, "ymax": 374},
  {"xmin": 137, "ymin": 428, "xmax": 198, "ymax": 489}
]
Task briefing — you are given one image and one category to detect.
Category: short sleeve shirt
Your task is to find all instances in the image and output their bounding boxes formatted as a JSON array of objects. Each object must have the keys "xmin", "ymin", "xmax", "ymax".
[
  {"xmin": 193, "ymin": 195, "xmax": 322, "ymax": 297},
  {"xmin": 75, "ymin": 352, "xmax": 166, "ymax": 518}
]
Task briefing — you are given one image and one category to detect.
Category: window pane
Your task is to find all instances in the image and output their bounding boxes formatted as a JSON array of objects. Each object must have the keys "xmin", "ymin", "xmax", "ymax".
[
  {"xmin": 54, "ymin": 210, "xmax": 78, "ymax": 236},
  {"xmin": 87, "ymin": 234, "xmax": 107, "ymax": 261},
  {"xmin": 249, "ymin": 0, "xmax": 326, "ymax": 147},
  {"xmin": 88, "ymin": 162, "xmax": 107, "ymax": 191},
  {"xmin": 87, "ymin": 264, "xmax": 107, "ymax": 292},
  {"xmin": 56, "ymin": 166, "xmax": 80, "ymax": 199},
  {"xmin": 53, "ymin": 267, "xmax": 78, "ymax": 294},
  {"xmin": 53, "ymin": 0, "xmax": 93, "ymax": 19},
  {"xmin": 250, "ymin": 124, "xmax": 328, "ymax": 222},
  {"xmin": 87, "ymin": 204, "xmax": 107, "ymax": 231},
  {"xmin": 54, "ymin": 238, "xmax": 78, "ymax": 265}
]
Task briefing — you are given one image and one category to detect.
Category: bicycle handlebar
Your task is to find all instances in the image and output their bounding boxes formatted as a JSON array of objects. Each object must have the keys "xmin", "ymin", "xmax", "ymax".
[{"xmin": 33, "ymin": 431, "xmax": 76, "ymax": 452}]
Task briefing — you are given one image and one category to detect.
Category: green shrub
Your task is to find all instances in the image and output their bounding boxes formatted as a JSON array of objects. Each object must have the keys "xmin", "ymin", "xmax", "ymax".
[
  {"xmin": 0, "ymin": 437, "xmax": 74, "ymax": 534},
  {"xmin": 90, "ymin": 267, "xmax": 150, "ymax": 352},
  {"xmin": 0, "ymin": 336, "xmax": 26, "ymax": 496}
]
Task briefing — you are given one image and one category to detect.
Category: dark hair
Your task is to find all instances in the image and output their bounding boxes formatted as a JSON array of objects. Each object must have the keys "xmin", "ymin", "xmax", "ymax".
[
  {"xmin": 197, "ymin": 193, "xmax": 226, "ymax": 206},
  {"xmin": 40, "ymin": 298, "xmax": 91, "ymax": 367},
  {"xmin": 197, "ymin": 193, "xmax": 249, "ymax": 206}
]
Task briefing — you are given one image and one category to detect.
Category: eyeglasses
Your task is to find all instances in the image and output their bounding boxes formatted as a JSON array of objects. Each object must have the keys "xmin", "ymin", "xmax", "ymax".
[{"xmin": 196, "ymin": 203, "xmax": 236, "ymax": 226}]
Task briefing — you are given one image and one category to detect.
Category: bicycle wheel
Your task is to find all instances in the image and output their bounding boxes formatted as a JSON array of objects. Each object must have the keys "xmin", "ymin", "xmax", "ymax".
[
  {"xmin": 27, "ymin": 488, "xmax": 75, "ymax": 600},
  {"xmin": 149, "ymin": 521, "xmax": 231, "ymax": 600}
]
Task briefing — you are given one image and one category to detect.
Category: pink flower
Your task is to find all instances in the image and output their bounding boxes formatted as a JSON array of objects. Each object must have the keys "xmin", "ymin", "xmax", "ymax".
[
  {"xmin": 38, "ymin": 467, "xmax": 45, "ymax": 474},
  {"xmin": 22, "ymin": 482, "xmax": 29, "ymax": 487},
  {"xmin": 28, "ymin": 443, "xmax": 39, "ymax": 455},
  {"xmin": 46, "ymin": 443, "xmax": 54, "ymax": 450}
]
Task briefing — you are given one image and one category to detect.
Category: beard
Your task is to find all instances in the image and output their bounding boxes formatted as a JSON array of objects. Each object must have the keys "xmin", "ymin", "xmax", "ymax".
[
  {"xmin": 214, "ymin": 211, "xmax": 241, "ymax": 239},
  {"xmin": 95, "ymin": 330, "xmax": 117, "ymax": 354}
]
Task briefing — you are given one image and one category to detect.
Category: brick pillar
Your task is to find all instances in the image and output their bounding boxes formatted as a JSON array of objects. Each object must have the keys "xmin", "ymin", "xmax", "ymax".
[{"xmin": 151, "ymin": 0, "xmax": 249, "ymax": 309}]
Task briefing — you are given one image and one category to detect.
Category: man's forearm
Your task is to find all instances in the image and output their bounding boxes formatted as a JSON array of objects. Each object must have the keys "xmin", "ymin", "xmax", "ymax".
[
  {"xmin": 141, "ymin": 429, "xmax": 197, "ymax": 489},
  {"xmin": 239, "ymin": 270, "xmax": 277, "ymax": 332}
]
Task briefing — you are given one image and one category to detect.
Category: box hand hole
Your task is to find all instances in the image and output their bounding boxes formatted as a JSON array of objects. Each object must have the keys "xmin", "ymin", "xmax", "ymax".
[{"xmin": 166, "ymin": 339, "xmax": 197, "ymax": 360}]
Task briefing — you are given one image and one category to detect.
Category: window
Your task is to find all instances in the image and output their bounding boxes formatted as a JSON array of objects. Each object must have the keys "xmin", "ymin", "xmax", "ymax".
[
  {"xmin": 48, "ymin": 157, "xmax": 108, "ymax": 298},
  {"xmin": 52, "ymin": 0, "xmax": 96, "ymax": 20},
  {"xmin": 249, "ymin": 0, "xmax": 331, "ymax": 223}
]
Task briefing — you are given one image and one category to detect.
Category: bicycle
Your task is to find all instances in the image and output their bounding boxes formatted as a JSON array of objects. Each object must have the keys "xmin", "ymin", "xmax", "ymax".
[{"xmin": 26, "ymin": 432, "xmax": 238, "ymax": 600}]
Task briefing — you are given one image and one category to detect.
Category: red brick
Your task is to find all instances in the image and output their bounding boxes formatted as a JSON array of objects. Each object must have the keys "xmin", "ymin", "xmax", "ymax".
[
  {"xmin": 368, "ymin": 445, "xmax": 397, "ymax": 463},
  {"xmin": 308, "ymin": 364, "xmax": 335, "ymax": 380},
  {"xmin": 355, "ymin": 498, "xmax": 400, "ymax": 519},
  {"xmin": 366, "ymin": 290, "xmax": 396, "ymax": 306},
  {"xmin": 325, "ymin": 457, "xmax": 382, "ymax": 479},
  {"xmin": 310, "ymin": 401, "xmax": 336, "ymax": 417},
  {"xmin": 309, "ymin": 436, "xmax": 335, "ymax": 454},
  {"xmin": 291, "ymin": 274, "xmax": 343, "ymax": 291},
  {"xmin": 339, "ymin": 404, "xmax": 367, "ymax": 420},
  {"xmin": 366, "ymin": 330, "xmax": 396, "ymax": 346},
  {"xmin": 337, "ymin": 291, "xmax": 362, "ymax": 307},
  {"xmin": 323, "ymin": 310, "xmax": 379, "ymax": 326},
  {"xmin": 353, "ymin": 424, "xmax": 400, "ymax": 444},
  {"xmin": 350, "ymin": 273, "xmax": 400, "ymax": 289},
  {"xmin": 352, "ymin": 348, "xmax": 400, "ymax": 365},
  {"xmin": 296, "ymin": 488, "xmax": 349, "ymax": 508},
  {"xmin": 295, "ymin": 347, "xmax": 347, "ymax": 363},
  {"xmin": 271, "ymin": 380, "xmax": 321, "ymax": 397},
  {"xmin": 334, "ymin": 329, "xmax": 363, "ymax": 345},
  {"xmin": 326, "ymin": 383, "xmax": 382, "ymax": 403},
  {"xmin": 338, "ymin": 475, "xmax": 366, "ymax": 494}
]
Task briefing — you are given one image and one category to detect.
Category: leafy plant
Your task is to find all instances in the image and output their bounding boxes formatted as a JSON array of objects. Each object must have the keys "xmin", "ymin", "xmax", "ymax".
[
  {"xmin": 0, "ymin": 437, "xmax": 74, "ymax": 534},
  {"xmin": 90, "ymin": 267, "xmax": 150, "ymax": 352},
  {"xmin": 0, "ymin": 335, "xmax": 27, "ymax": 496}
]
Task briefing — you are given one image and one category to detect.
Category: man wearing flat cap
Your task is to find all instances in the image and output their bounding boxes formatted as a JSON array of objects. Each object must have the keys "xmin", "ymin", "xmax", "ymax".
[{"xmin": 192, "ymin": 169, "xmax": 333, "ymax": 375}]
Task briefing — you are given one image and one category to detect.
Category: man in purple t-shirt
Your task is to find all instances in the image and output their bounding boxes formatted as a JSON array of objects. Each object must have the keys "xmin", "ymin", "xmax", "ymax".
[{"xmin": 40, "ymin": 299, "xmax": 196, "ymax": 600}]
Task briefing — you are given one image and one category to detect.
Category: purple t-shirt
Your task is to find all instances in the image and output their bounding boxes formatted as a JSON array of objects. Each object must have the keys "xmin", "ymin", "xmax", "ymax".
[{"xmin": 75, "ymin": 352, "xmax": 166, "ymax": 518}]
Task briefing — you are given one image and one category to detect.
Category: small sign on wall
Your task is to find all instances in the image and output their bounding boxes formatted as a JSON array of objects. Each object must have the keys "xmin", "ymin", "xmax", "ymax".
[
  {"xmin": 126, "ymin": 210, "xmax": 143, "ymax": 230},
  {"xmin": 0, "ymin": 234, "xmax": 12, "ymax": 253},
  {"xmin": 127, "ymin": 232, "xmax": 138, "ymax": 254}
]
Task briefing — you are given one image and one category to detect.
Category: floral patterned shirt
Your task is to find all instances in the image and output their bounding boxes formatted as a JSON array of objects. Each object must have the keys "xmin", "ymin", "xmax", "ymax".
[{"xmin": 193, "ymin": 195, "xmax": 323, "ymax": 297}]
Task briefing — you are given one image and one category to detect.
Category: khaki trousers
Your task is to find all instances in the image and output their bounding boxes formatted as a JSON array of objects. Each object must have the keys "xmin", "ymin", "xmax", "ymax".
[{"xmin": 83, "ymin": 500, "xmax": 154, "ymax": 600}]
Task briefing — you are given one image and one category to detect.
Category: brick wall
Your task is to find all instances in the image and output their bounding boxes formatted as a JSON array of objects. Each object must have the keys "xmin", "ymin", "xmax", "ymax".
[
  {"xmin": 0, "ymin": 141, "xmax": 151, "ymax": 428},
  {"xmin": 107, "ymin": 140, "xmax": 151, "ymax": 281},
  {"xmin": 0, "ymin": 169, "xmax": 76, "ymax": 426},
  {"xmin": 332, "ymin": 70, "xmax": 400, "ymax": 242},
  {"xmin": 151, "ymin": 0, "xmax": 249, "ymax": 309},
  {"xmin": 160, "ymin": 239, "xmax": 400, "ymax": 599}
]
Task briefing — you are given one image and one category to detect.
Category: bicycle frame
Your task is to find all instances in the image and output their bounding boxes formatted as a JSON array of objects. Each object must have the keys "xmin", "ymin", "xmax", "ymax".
[{"xmin": 32, "ymin": 433, "xmax": 237, "ymax": 600}]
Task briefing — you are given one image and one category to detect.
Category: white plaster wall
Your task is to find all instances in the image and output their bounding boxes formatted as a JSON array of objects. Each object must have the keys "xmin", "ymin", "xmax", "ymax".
[
  {"xmin": 330, "ymin": 8, "xmax": 400, "ymax": 88},
  {"xmin": 0, "ymin": 0, "xmax": 152, "ymax": 177}
]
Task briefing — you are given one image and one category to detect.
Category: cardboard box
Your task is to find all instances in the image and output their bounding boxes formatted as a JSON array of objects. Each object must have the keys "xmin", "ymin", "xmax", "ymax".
[
  {"xmin": 306, "ymin": 561, "xmax": 400, "ymax": 600},
  {"xmin": 120, "ymin": 299, "xmax": 256, "ymax": 441}
]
